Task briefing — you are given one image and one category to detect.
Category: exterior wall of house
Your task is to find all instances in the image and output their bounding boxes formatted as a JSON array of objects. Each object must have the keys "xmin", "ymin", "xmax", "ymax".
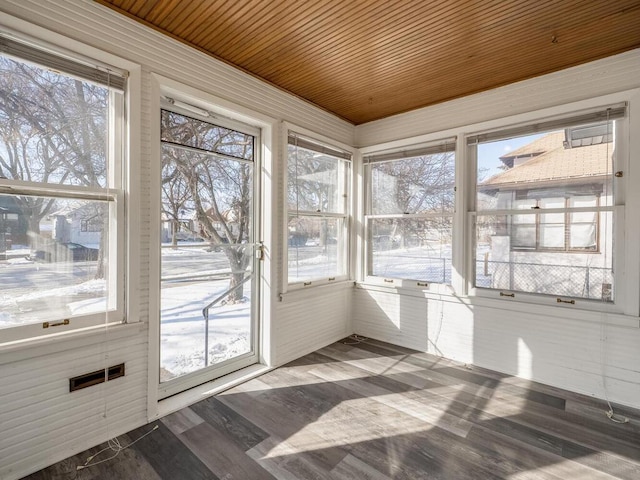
[
  {"xmin": 0, "ymin": 2, "xmax": 354, "ymax": 479},
  {"xmin": 355, "ymin": 49, "xmax": 640, "ymax": 411}
]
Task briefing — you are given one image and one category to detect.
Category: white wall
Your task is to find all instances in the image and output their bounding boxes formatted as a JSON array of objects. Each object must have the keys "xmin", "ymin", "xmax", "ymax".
[
  {"xmin": 354, "ymin": 48, "xmax": 640, "ymax": 409},
  {"xmin": 0, "ymin": 1, "xmax": 354, "ymax": 479}
]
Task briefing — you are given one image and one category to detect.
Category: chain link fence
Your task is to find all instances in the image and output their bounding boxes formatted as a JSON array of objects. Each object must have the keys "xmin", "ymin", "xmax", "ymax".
[{"xmin": 476, "ymin": 259, "xmax": 613, "ymax": 301}]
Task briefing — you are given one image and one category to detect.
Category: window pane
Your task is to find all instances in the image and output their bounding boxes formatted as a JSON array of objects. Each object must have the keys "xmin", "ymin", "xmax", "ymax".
[
  {"xmin": 160, "ymin": 111, "xmax": 255, "ymax": 382},
  {"xmin": 475, "ymin": 214, "xmax": 613, "ymax": 301},
  {"xmin": 477, "ymin": 126, "xmax": 612, "ymax": 211},
  {"xmin": 161, "ymin": 110, "xmax": 253, "ymax": 160},
  {"xmin": 512, "ymin": 225, "xmax": 536, "ymax": 248},
  {"xmin": 475, "ymin": 119, "xmax": 615, "ymax": 300},
  {"xmin": 368, "ymin": 151, "xmax": 455, "ymax": 215},
  {"xmin": 288, "ymin": 143, "xmax": 348, "ymax": 214},
  {"xmin": 570, "ymin": 223, "xmax": 597, "ymax": 249},
  {"xmin": 369, "ymin": 217, "xmax": 452, "ymax": 283},
  {"xmin": 0, "ymin": 55, "xmax": 110, "ymax": 188},
  {"xmin": 539, "ymin": 224, "xmax": 565, "ymax": 248},
  {"xmin": 0, "ymin": 195, "xmax": 111, "ymax": 329},
  {"xmin": 288, "ymin": 215, "xmax": 346, "ymax": 283},
  {"xmin": 160, "ymin": 245, "xmax": 253, "ymax": 382}
]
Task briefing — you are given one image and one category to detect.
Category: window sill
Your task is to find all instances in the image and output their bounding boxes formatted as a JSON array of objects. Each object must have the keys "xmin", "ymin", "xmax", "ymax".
[
  {"xmin": 355, "ymin": 282, "xmax": 640, "ymax": 329},
  {"xmin": 279, "ymin": 279, "xmax": 354, "ymax": 303},
  {"xmin": 0, "ymin": 321, "xmax": 145, "ymax": 365},
  {"xmin": 358, "ymin": 278, "xmax": 454, "ymax": 297}
]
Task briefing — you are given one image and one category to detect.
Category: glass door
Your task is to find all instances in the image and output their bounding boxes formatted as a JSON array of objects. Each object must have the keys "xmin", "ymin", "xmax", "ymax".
[{"xmin": 158, "ymin": 108, "xmax": 259, "ymax": 398}]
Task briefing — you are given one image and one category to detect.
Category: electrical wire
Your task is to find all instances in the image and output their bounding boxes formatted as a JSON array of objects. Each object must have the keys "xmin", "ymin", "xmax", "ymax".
[
  {"xmin": 343, "ymin": 333, "xmax": 368, "ymax": 345},
  {"xmin": 598, "ymin": 110, "xmax": 629, "ymax": 425},
  {"xmin": 76, "ymin": 425, "xmax": 159, "ymax": 471}
]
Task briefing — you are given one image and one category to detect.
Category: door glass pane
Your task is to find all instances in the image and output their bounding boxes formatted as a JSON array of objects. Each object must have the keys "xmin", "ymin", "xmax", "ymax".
[
  {"xmin": 160, "ymin": 245, "xmax": 253, "ymax": 382},
  {"xmin": 160, "ymin": 111, "xmax": 255, "ymax": 384}
]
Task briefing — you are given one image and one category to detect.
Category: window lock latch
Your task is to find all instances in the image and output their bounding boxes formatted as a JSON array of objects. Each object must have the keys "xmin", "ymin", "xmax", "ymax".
[{"xmin": 256, "ymin": 242, "xmax": 265, "ymax": 261}]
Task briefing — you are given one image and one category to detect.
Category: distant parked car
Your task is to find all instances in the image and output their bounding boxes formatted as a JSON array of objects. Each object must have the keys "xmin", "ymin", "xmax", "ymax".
[
  {"xmin": 288, "ymin": 232, "xmax": 307, "ymax": 247},
  {"xmin": 27, "ymin": 242, "xmax": 99, "ymax": 262}
]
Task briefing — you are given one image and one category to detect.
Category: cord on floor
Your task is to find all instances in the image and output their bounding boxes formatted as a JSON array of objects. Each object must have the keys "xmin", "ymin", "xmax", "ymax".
[
  {"xmin": 76, "ymin": 424, "xmax": 159, "ymax": 471},
  {"xmin": 343, "ymin": 334, "xmax": 368, "ymax": 345}
]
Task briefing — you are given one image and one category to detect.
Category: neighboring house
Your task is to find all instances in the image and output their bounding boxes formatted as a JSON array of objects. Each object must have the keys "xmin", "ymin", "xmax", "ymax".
[
  {"xmin": 161, "ymin": 208, "xmax": 241, "ymax": 244},
  {"xmin": 50, "ymin": 203, "xmax": 105, "ymax": 247},
  {"xmin": 478, "ymin": 128, "xmax": 613, "ymax": 300}
]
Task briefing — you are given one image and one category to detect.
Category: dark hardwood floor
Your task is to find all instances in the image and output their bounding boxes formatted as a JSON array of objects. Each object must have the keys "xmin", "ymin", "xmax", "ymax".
[{"xmin": 23, "ymin": 338, "xmax": 640, "ymax": 479}]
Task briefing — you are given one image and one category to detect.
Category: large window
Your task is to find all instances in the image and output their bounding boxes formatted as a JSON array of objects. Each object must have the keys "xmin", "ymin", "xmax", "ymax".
[
  {"xmin": 471, "ymin": 106, "xmax": 624, "ymax": 302},
  {"xmin": 0, "ymin": 37, "xmax": 126, "ymax": 340},
  {"xmin": 364, "ymin": 141, "xmax": 455, "ymax": 286},
  {"xmin": 287, "ymin": 133, "xmax": 351, "ymax": 285}
]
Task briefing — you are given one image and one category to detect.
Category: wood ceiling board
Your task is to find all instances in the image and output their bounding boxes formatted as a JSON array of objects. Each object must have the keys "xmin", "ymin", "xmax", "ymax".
[
  {"xmin": 275, "ymin": 2, "xmax": 601, "ymax": 92},
  {"xmin": 206, "ymin": 1, "xmax": 330, "ymax": 62},
  {"xmin": 200, "ymin": 0, "xmax": 293, "ymax": 57},
  {"xmin": 288, "ymin": 5, "xmax": 640, "ymax": 106},
  {"xmin": 95, "ymin": 0, "xmax": 640, "ymax": 124},
  {"xmin": 232, "ymin": 1, "xmax": 364, "ymax": 69},
  {"xmin": 308, "ymin": 11, "xmax": 635, "ymax": 98},
  {"xmin": 242, "ymin": 0, "xmax": 409, "ymax": 74}
]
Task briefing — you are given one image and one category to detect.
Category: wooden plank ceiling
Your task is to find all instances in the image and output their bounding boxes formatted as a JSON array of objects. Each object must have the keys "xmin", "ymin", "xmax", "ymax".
[{"xmin": 96, "ymin": 0, "xmax": 640, "ymax": 124}]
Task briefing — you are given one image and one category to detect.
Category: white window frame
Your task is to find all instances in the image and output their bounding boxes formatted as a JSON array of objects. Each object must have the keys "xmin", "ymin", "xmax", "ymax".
[
  {"xmin": 0, "ymin": 30, "xmax": 132, "ymax": 345},
  {"xmin": 466, "ymin": 103, "xmax": 629, "ymax": 314},
  {"xmin": 284, "ymin": 124, "xmax": 354, "ymax": 291},
  {"xmin": 362, "ymin": 139, "xmax": 456, "ymax": 294}
]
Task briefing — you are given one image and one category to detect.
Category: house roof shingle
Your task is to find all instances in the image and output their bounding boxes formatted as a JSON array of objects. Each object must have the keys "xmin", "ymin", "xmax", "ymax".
[{"xmin": 481, "ymin": 132, "xmax": 611, "ymax": 188}]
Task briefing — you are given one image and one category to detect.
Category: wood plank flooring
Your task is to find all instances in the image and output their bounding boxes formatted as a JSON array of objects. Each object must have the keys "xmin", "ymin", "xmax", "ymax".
[{"xmin": 23, "ymin": 338, "xmax": 640, "ymax": 479}]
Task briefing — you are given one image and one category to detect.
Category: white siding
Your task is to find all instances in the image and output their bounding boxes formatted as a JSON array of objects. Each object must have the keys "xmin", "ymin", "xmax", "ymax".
[
  {"xmin": 0, "ymin": 1, "xmax": 354, "ymax": 479},
  {"xmin": 354, "ymin": 287, "xmax": 640, "ymax": 408},
  {"xmin": 274, "ymin": 286, "xmax": 351, "ymax": 365},
  {"xmin": 0, "ymin": 326, "xmax": 148, "ymax": 479}
]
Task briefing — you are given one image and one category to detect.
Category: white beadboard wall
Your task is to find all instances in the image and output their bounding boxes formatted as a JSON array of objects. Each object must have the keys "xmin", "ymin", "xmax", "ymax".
[
  {"xmin": 274, "ymin": 286, "xmax": 352, "ymax": 366},
  {"xmin": 0, "ymin": 1, "xmax": 354, "ymax": 479},
  {"xmin": 0, "ymin": 326, "xmax": 149, "ymax": 479},
  {"xmin": 353, "ymin": 288, "xmax": 640, "ymax": 408},
  {"xmin": 355, "ymin": 49, "xmax": 640, "ymax": 147}
]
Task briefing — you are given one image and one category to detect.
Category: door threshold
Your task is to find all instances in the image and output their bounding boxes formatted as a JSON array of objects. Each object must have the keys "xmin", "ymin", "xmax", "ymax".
[{"xmin": 153, "ymin": 363, "xmax": 273, "ymax": 420}]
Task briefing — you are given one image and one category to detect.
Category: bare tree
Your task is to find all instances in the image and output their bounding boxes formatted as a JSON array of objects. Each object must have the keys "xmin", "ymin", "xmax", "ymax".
[
  {"xmin": 161, "ymin": 111, "xmax": 253, "ymax": 303},
  {"xmin": 0, "ymin": 57, "xmax": 109, "ymax": 277},
  {"xmin": 161, "ymin": 160, "xmax": 191, "ymax": 248},
  {"xmin": 370, "ymin": 152, "xmax": 455, "ymax": 246},
  {"xmin": 287, "ymin": 145, "xmax": 343, "ymax": 249}
]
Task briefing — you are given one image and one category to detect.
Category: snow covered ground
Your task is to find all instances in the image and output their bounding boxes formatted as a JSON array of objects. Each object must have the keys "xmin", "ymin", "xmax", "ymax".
[
  {"xmin": 8, "ymin": 241, "xmax": 599, "ymax": 383},
  {"xmin": 159, "ymin": 279, "xmax": 252, "ymax": 382}
]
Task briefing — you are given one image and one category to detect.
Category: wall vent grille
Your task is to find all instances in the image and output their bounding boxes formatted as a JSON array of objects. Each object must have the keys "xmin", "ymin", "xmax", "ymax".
[{"xmin": 69, "ymin": 364, "xmax": 125, "ymax": 392}]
